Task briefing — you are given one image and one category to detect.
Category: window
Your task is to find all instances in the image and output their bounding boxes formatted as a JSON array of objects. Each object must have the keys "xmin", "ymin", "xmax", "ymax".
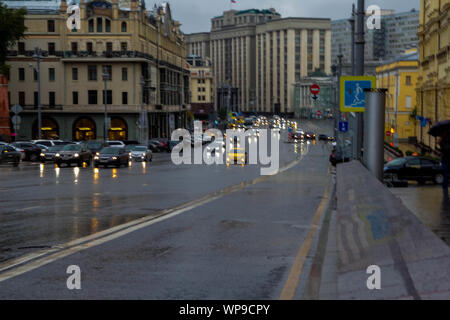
[
  {"xmin": 34, "ymin": 69, "xmax": 38, "ymax": 81},
  {"xmin": 48, "ymin": 42, "xmax": 55, "ymax": 55},
  {"xmin": 72, "ymin": 68, "xmax": 78, "ymax": 81},
  {"xmin": 18, "ymin": 42, "xmax": 25, "ymax": 55},
  {"xmin": 47, "ymin": 20, "xmax": 55, "ymax": 32},
  {"xmin": 102, "ymin": 90, "xmax": 112, "ymax": 105},
  {"xmin": 48, "ymin": 68, "xmax": 55, "ymax": 81},
  {"xmin": 121, "ymin": 42, "xmax": 127, "ymax": 52},
  {"xmin": 121, "ymin": 22, "xmax": 127, "ymax": 32},
  {"xmin": 87, "ymin": 42, "xmax": 93, "ymax": 54},
  {"xmin": 122, "ymin": 68, "xmax": 127, "ymax": 81},
  {"xmin": 18, "ymin": 68, "xmax": 25, "ymax": 81},
  {"xmin": 97, "ymin": 18, "xmax": 103, "ymax": 32},
  {"xmin": 88, "ymin": 19, "xmax": 94, "ymax": 32},
  {"xmin": 49, "ymin": 92, "xmax": 55, "ymax": 107},
  {"xmin": 88, "ymin": 90, "xmax": 97, "ymax": 104},
  {"xmin": 19, "ymin": 92, "xmax": 25, "ymax": 106},
  {"xmin": 106, "ymin": 42, "xmax": 113, "ymax": 53},
  {"xmin": 105, "ymin": 19, "xmax": 111, "ymax": 32},
  {"xmin": 122, "ymin": 92, "xmax": 128, "ymax": 105},
  {"xmin": 102, "ymin": 65, "xmax": 112, "ymax": 80},
  {"xmin": 71, "ymin": 42, "xmax": 78, "ymax": 54},
  {"xmin": 405, "ymin": 75, "xmax": 412, "ymax": 85},
  {"xmin": 88, "ymin": 65, "xmax": 97, "ymax": 81},
  {"xmin": 34, "ymin": 92, "xmax": 38, "ymax": 107},
  {"xmin": 72, "ymin": 91, "xmax": 78, "ymax": 105},
  {"xmin": 406, "ymin": 96, "xmax": 412, "ymax": 108}
]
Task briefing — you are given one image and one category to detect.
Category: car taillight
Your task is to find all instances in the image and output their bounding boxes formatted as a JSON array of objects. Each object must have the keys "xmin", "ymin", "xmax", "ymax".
[{"xmin": 331, "ymin": 153, "xmax": 335, "ymax": 158}]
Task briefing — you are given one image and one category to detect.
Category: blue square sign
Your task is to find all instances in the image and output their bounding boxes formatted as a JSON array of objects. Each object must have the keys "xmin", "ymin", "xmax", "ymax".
[{"xmin": 339, "ymin": 121, "xmax": 348, "ymax": 133}]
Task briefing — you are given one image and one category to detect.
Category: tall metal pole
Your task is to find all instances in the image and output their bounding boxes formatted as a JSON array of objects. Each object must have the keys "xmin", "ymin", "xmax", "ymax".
[
  {"xmin": 140, "ymin": 78, "xmax": 145, "ymax": 144},
  {"xmin": 355, "ymin": 0, "xmax": 365, "ymax": 160},
  {"xmin": 349, "ymin": 4, "xmax": 356, "ymax": 75},
  {"xmin": 363, "ymin": 89, "xmax": 386, "ymax": 181},
  {"xmin": 336, "ymin": 53, "xmax": 343, "ymax": 140},
  {"xmin": 32, "ymin": 47, "xmax": 43, "ymax": 140},
  {"xmin": 103, "ymin": 72, "xmax": 108, "ymax": 143}
]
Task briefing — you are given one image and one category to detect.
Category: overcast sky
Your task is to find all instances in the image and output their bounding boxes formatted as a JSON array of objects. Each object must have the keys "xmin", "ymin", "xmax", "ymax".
[{"xmin": 145, "ymin": 0, "xmax": 419, "ymax": 34}]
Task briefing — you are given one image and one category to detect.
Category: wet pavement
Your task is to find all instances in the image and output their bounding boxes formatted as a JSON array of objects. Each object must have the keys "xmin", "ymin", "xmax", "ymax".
[
  {"xmin": 390, "ymin": 184, "xmax": 450, "ymax": 246},
  {"xmin": 0, "ymin": 120, "xmax": 335, "ymax": 299}
]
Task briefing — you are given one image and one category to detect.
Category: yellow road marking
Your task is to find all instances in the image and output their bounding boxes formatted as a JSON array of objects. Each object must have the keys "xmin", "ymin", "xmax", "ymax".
[{"xmin": 279, "ymin": 183, "xmax": 330, "ymax": 300}]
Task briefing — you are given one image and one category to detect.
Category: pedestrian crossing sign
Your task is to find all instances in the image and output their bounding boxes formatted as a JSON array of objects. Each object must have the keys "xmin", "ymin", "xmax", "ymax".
[{"xmin": 340, "ymin": 76, "xmax": 376, "ymax": 112}]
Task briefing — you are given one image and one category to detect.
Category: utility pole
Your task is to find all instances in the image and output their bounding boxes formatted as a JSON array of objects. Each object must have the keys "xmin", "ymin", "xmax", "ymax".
[
  {"xmin": 336, "ymin": 52, "xmax": 343, "ymax": 140},
  {"xmin": 354, "ymin": 0, "xmax": 365, "ymax": 160},
  {"xmin": 102, "ymin": 71, "xmax": 109, "ymax": 143},
  {"xmin": 349, "ymin": 4, "xmax": 356, "ymax": 75},
  {"xmin": 32, "ymin": 47, "xmax": 44, "ymax": 140},
  {"xmin": 140, "ymin": 77, "xmax": 147, "ymax": 145}
]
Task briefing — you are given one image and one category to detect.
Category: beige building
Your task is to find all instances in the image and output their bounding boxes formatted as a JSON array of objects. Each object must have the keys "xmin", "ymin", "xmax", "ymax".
[
  {"xmin": 186, "ymin": 9, "xmax": 331, "ymax": 116},
  {"xmin": 417, "ymin": 0, "xmax": 450, "ymax": 152},
  {"xmin": 187, "ymin": 55, "xmax": 215, "ymax": 120},
  {"xmin": 5, "ymin": 0, "xmax": 190, "ymax": 141}
]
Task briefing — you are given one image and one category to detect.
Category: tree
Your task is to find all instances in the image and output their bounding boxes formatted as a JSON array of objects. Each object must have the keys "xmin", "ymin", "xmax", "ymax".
[{"xmin": 0, "ymin": 3, "xmax": 27, "ymax": 75}]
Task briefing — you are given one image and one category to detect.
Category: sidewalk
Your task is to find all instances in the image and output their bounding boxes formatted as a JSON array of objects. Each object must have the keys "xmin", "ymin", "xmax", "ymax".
[{"xmin": 329, "ymin": 161, "xmax": 450, "ymax": 299}]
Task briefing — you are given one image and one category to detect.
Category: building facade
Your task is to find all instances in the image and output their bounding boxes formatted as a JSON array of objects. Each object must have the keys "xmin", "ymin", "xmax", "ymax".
[
  {"xmin": 376, "ymin": 50, "xmax": 419, "ymax": 142},
  {"xmin": 417, "ymin": 0, "xmax": 450, "ymax": 152},
  {"xmin": 331, "ymin": 9, "xmax": 419, "ymax": 67},
  {"xmin": 187, "ymin": 55, "xmax": 215, "ymax": 120},
  {"xmin": 186, "ymin": 9, "xmax": 331, "ymax": 116},
  {"xmin": 5, "ymin": 0, "xmax": 190, "ymax": 141}
]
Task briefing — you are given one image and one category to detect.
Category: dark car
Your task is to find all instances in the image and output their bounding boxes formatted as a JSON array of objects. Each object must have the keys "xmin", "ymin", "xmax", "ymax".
[
  {"xmin": 55, "ymin": 144, "xmax": 92, "ymax": 167},
  {"xmin": 40, "ymin": 145, "xmax": 64, "ymax": 163},
  {"xmin": 94, "ymin": 147, "xmax": 129, "ymax": 168},
  {"xmin": 329, "ymin": 147, "xmax": 351, "ymax": 166},
  {"xmin": 10, "ymin": 142, "xmax": 41, "ymax": 161},
  {"xmin": 85, "ymin": 141, "xmax": 108, "ymax": 155},
  {"xmin": 153, "ymin": 138, "xmax": 170, "ymax": 152},
  {"xmin": 305, "ymin": 132, "xmax": 316, "ymax": 140},
  {"xmin": 318, "ymin": 134, "xmax": 329, "ymax": 141},
  {"xmin": 0, "ymin": 145, "xmax": 21, "ymax": 166},
  {"xmin": 148, "ymin": 140, "xmax": 164, "ymax": 152},
  {"xmin": 383, "ymin": 157, "xmax": 444, "ymax": 184}
]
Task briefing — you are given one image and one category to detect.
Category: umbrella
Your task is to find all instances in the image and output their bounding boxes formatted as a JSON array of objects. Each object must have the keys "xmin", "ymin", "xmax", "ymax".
[{"xmin": 428, "ymin": 120, "xmax": 450, "ymax": 137}]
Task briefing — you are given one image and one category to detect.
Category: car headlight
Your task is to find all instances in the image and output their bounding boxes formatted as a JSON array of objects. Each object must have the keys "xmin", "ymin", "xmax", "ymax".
[
  {"xmin": 112, "ymin": 157, "xmax": 117, "ymax": 160},
  {"xmin": 94, "ymin": 156, "xmax": 99, "ymax": 160},
  {"xmin": 55, "ymin": 153, "xmax": 60, "ymax": 157},
  {"xmin": 96, "ymin": 152, "xmax": 99, "ymax": 156},
  {"xmin": 142, "ymin": 153, "xmax": 146, "ymax": 156},
  {"xmin": 40, "ymin": 153, "xmax": 45, "ymax": 157},
  {"xmin": 74, "ymin": 153, "xmax": 80, "ymax": 157}
]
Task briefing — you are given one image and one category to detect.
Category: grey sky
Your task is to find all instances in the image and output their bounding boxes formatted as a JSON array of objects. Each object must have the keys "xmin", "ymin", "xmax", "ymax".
[{"xmin": 145, "ymin": 0, "xmax": 419, "ymax": 34}]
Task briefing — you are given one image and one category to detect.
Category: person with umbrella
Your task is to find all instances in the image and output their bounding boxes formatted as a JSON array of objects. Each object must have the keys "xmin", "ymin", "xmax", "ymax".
[{"xmin": 430, "ymin": 120, "xmax": 450, "ymax": 196}]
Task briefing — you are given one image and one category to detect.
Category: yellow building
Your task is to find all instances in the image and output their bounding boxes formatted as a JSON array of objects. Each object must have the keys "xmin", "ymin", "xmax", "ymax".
[
  {"xmin": 187, "ymin": 55, "xmax": 215, "ymax": 120},
  {"xmin": 417, "ymin": 0, "xmax": 450, "ymax": 152},
  {"xmin": 376, "ymin": 50, "xmax": 419, "ymax": 141}
]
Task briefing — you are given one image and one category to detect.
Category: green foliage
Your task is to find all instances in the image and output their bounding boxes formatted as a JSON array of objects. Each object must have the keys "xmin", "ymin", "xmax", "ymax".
[{"xmin": 0, "ymin": 3, "xmax": 27, "ymax": 73}]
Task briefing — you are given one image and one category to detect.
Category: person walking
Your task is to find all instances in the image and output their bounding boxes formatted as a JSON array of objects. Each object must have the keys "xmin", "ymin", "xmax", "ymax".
[{"xmin": 438, "ymin": 131, "xmax": 450, "ymax": 196}]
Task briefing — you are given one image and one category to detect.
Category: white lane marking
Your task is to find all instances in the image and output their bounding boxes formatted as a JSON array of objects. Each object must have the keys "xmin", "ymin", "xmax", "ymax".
[{"xmin": 0, "ymin": 156, "xmax": 306, "ymax": 282}]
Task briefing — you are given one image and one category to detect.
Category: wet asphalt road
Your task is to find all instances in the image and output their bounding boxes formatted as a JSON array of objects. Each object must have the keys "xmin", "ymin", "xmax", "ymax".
[{"xmin": 0, "ymin": 120, "xmax": 334, "ymax": 299}]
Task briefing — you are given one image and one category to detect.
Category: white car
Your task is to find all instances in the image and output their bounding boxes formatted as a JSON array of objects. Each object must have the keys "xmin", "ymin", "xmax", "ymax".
[
  {"xmin": 31, "ymin": 140, "xmax": 64, "ymax": 147},
  {"xmin": 107, "ymin": 141, "xmax": 126, "ymax": 148}
]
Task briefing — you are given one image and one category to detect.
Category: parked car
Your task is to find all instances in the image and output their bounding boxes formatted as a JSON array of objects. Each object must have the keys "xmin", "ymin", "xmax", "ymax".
[
  {"xmin": 318, "ymin": 134, "xmax": 329, "ymax": 141},
  {"xmin": 383, "ymin": 157, "xmax": 444, "ymax": 184},
  {"xmin": 107, "ymin": 141, "xmax": 126, "ymax": 148},
  {"xmin": 94, "ymin": 147, "xmax": 130, "ymax": 168},
  {"xmin": 329, "ymin": 147, "xmax": 351, "ymax": 166},
  {"xmin": 10, "ymin": 142, "xmax": 41, "ymax": 161},
  {"xmin": 31, "ymin": 140, "xmax": 64, "ymax": 147},
  {"xmin": 129, "ymin": 145, "xmax": 153, "ymax": 162},
  {"xmin": 148, "ymin": 140, "xmax": 166, "ymax": 152},
  {"xmin": 0, "ymin": 145, "xmax": 21, "ymax": 166},
  {"xmin": 55, "ymin": 144, "xmax": 92, "ymax": 167},
  {"xmin": 40, "ymin": 145, "xmax": 64, "ymax": 163}
]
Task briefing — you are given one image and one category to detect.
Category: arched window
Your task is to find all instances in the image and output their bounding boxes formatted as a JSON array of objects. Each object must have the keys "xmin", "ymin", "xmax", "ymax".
[
  {"xmin": 108, "ymin": 117, "xmax": 128, "ymax": 140},
  {"xmin": 105, "ymin": 19, "xmax": 111, "ymax": 32},
  {"xmin": 33, "ymin": 117, "xmax": 60, "ymax": 140},
  {"xmin": 96, "ymin": 17, "xmax": 102, "ymax": 32},
  {"xmin": 73, "ymin": 117, "xmax": 96, "ymax": 141},
  {"xmin": 88, "ymin": 19, "xmax": 94, "ymax": 32},
  {"xmin": 121, "ymin": 22, "xmax": 127, "ymax": 32}
]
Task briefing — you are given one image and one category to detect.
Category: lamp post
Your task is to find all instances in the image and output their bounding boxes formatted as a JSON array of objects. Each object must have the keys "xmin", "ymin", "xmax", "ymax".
[
  {"xmin": 32, "ymin": 47, "xmax": 44, "ymax": 140},
  {"xmin": 102, "ymin": 71, "xmax": 109, "ymax": 143},
  {"xmin": 140, "ymin": 77, "xmax": 148, "ymax": 145}
]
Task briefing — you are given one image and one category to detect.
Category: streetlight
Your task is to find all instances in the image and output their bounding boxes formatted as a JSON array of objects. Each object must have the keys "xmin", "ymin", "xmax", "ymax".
[
  {"xmin": 102, "ymin": 71, "xmax": 110, "ymax": 143},
  {"xmin": 32, "ymin": 47, "xmax": 44, "ymax": 140},
  {"xmin": 140, "ymin": 77, "xmax": 148, "ymax": 145}
]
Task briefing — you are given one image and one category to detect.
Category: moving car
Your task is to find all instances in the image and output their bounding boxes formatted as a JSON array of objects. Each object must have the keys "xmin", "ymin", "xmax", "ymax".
[
  {"xmin": 107, "ymin": 141, "xmax": 126, "ymax": 148},
  {"xmin": 383, "ymin": 157, "xmax": 444, "ymax": 184},
  {"xmin": 85, "ymin": 141, "xmax": 108, "ymax": 155},
  {"xmin": 318, "ymin": 134, "xmax": 329, "ymax": 141},
  {"xmin": 31, "ymin": 140, "xmax": 64, "ymax": 147},
  {"xmin": 304, "ymin": 132, "xmax": 316, "ymax": 140},
  {"xmin": 94, "ymin": 147, "xmax": 130, "ymax": 168},
  {"xmin": 10, "ymin": 142, "xmax": 41, "ymax": 161},
  {"xmin": 55, "ymin": 144, "xmax": 92, "ymax": 167},
  {"xmin": 40, "ymin": 145, "xmax": 64, "ymax": 163},
  {"xmin": 226, "ymin": 147, "xmax": 248, "ymax": 167},
  {"xmin": 129, "ymin": 145, "xmax": 153, "ymax": 162},
  {"xmin": 0, "ymin": 145, "xmax": 21, "ymax": 166}
]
